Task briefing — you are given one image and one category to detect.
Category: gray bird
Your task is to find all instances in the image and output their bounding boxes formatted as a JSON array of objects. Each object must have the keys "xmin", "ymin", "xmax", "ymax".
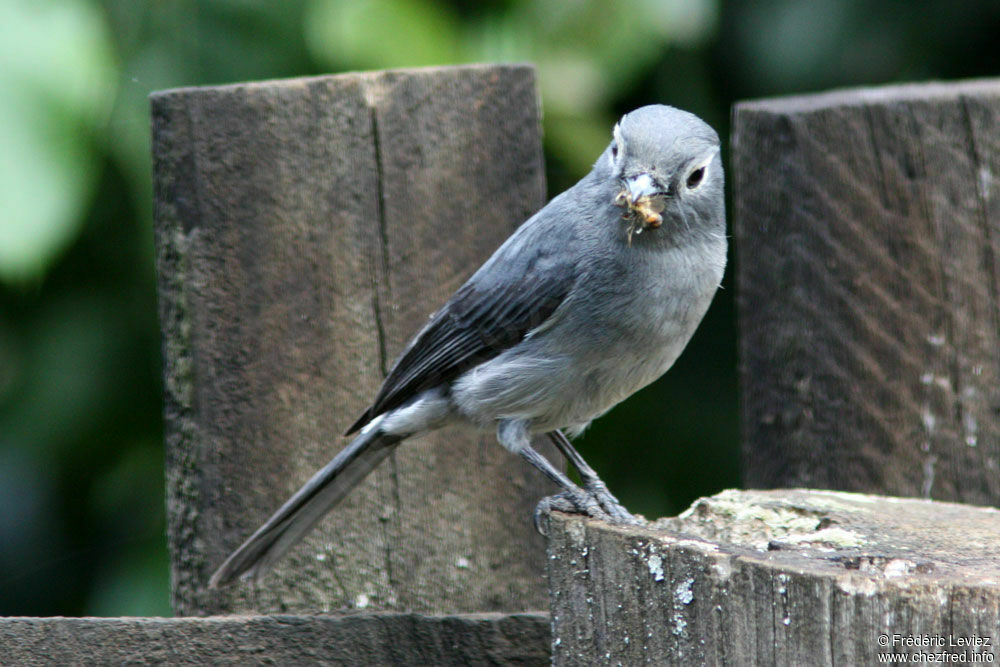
[{"xmin": 209, "ymin": 104, "xmax": 727, "ymax": 588}]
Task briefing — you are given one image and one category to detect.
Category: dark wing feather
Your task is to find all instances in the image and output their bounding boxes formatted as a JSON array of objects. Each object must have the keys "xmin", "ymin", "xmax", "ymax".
[{"xmin": 345, "ymin": 262, "xmax": 571, "ymax": 435}]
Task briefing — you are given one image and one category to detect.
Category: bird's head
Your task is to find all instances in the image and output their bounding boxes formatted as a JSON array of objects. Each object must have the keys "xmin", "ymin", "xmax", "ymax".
[{"xmin": 603, "ymin": 105, "xmax": 723, "ymax": 245}]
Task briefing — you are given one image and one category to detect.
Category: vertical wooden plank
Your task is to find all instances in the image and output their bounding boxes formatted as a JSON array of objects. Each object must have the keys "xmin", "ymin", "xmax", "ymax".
[
  {"xmin": 151, "ymin": 64, "xmax": 549, "ymax": 615},
  {"xmin": 357, "ymin": 67, "xmax": 552, "ymax": 612},
  {"xmin": 732, "ymin": 79, "xmax": 1000, "ymax": 502}
]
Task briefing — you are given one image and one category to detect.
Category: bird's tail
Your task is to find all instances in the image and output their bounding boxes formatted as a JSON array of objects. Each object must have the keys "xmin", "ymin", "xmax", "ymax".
[{"xmin": 208, "ymin": 426, "xmax": 402, "ymax": 588}]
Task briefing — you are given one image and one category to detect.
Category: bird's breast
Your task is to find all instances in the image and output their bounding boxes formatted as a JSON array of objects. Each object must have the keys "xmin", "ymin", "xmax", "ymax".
[{"xmin": 578, "ymin": 237, "xmax": 726, "ymax": 400}]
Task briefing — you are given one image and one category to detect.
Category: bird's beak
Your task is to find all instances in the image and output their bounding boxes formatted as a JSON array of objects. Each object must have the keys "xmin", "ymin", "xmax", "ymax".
[{"xmin": 623, "ymin": 173, "xmax": 657, "ymax": 202}]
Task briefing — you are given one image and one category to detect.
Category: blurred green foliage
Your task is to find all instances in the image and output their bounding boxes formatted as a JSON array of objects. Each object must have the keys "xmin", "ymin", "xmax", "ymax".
[
  {"xmin": 0, "ymin": 0, "xmax": 997, "ymax": 617},
  {"xmin": 0, "ymin": 1, "xmax": 116, "ymax": 281}
]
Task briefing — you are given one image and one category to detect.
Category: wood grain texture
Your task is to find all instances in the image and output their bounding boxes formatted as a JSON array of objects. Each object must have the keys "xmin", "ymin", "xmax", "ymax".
[
  {"xmin": 0, "ymin": 612, "xmax": 550, "ymax": 665},
  {"xmin": 732, "ymin": 80, "xmax": 1000, "ymax": 502},
  {"xmin": 151, "ymin": 65, "xmax": 551, "ymax": 615},
  {"xmin": 547, "ymin": 489, "xmax": 1000, "ymax": 665}
]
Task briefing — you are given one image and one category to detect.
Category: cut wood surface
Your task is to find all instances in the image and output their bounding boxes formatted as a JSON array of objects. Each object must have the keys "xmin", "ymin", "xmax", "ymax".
[
  {"xmin": 547, "ymin": 488, "xmax": 1000, "ymax": 665},
  {"xmin": 732, "ymin": 79, "xmax": 1000, "ymax": 503},
  {"xmin": 151, "ymin": 64, "xmax": 552, "ymax": 615}
]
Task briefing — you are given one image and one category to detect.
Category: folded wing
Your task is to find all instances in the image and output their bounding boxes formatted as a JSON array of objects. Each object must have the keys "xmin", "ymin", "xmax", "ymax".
[{"xmin": 346, "ymin": 241, "xmax": 574, "ymax": 435}]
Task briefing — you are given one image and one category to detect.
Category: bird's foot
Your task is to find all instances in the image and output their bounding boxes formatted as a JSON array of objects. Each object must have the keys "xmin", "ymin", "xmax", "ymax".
[
  {"xmin": 534, "ymin": 490, "xmax": 606, "ymax": 534},
  {"xmin": 533, "ymin": 487, "xmax": 643, "ymax": 534},
  {"xmin": 582, "ymin": 479, "xmax": 642, "ymax": 525}
]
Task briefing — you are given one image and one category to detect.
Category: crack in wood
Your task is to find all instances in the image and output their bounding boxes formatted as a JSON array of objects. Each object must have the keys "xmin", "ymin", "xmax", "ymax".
[
  {"xmin": 366, "ymin": 101, "xmax": 400, "ymax": 598},
  {"xmin": 368, "ymin": 105, "xmax": 391, "ymax": 379}
]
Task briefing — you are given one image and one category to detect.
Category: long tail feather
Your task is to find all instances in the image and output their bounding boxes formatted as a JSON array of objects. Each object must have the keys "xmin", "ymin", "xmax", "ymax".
[{"xmin": 209, "ymin": 428, "xmax": 402, "ymax": 588}]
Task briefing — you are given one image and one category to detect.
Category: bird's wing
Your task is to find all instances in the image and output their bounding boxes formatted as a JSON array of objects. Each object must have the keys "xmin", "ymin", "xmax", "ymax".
[{"xmin": 345, "ymin": 237, "xmax": 574, "ymax": 435}]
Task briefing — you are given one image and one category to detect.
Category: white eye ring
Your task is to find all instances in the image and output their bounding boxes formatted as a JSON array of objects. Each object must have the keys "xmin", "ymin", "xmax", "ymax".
[
  {"xmin": 609, "ymin": 122, "xmax": 624, "ymax": 170},
  {"xmin": 684, "ymin": 150, "xmax": 716, "ymax": 191}
]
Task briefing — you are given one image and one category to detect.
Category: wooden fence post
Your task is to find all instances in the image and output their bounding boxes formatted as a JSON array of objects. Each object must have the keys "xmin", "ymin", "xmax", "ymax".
[
  {"xmin": 547, "ymin": 490, "xmax": 1000, "ymax": 665},
  {"xmin": 731, "ymin": 80, "xmax": 1000, "ymax": 502},
  {"xmin": 151, "ymin": 64, "xmax": 554, "ymax": 616}
]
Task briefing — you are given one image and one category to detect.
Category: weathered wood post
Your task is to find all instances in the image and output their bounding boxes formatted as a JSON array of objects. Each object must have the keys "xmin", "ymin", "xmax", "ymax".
[
  {"xmin": 733, "ymin": 80, "xmax": 1000, "ymax": 502},
  {"xmin": 548, "ymin": 490, "xmax": 1000, "ymax": 665},
  {"xmin": 151, "ymin": 64, "xmax": 555, "ymax": 617},
  {"xmin": 546, "ymin": 79, "xmax": 1000, "ymax": 664}
]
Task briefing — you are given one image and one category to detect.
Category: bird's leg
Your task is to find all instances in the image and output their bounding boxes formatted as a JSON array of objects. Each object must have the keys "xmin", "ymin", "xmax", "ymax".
[
  {"xmin": 545, "ymin": 429, "xmax": 604, "ymax": 488},
  {"xmin": 498, "ymin": 419, "xmax": 616, "ymax": 532},
  {"xmin": 546, "ymin": 429, "xmax": 640, "ymax": 524},
  {"xmin": 517, "ymin": 445, "xmax": 615, "ymax": 532}
]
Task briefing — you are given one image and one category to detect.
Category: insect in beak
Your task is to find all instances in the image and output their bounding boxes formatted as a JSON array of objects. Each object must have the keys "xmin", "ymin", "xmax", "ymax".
[{"xmin": 614, "ymin": 174, "xmax": 665, "ymax": 246}]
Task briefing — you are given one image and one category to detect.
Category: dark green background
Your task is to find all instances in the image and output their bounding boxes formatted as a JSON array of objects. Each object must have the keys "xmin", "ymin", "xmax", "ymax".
[{"xmin": 1, "ymin": 0, "xmax": 997, "ymax": 617}]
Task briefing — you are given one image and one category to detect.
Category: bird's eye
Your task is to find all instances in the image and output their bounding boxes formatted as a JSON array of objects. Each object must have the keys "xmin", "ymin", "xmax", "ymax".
[
  {"xmin": 686, "ymin": 167, "xmax": 705, "ymax": 190},
  {"xmin": 611, "ymin": 143, "xmax": 619, "ymax": 159}
]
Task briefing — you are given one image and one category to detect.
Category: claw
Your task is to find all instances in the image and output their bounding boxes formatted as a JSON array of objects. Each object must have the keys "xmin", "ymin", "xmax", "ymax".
[
  {"xmin": 584, "ymin": 480, "xmax": 638, "ymax": 523},
  {"xmin": 533, "ymin": 490, "xmax": 612, "ymax": 534},
  {"xmin": 533, "ymin": 494, "xmax": 577, "ymax": 534},
  {"xmin": 533, "ymin": 485, "xmax": 644, "ymax": 533}
]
